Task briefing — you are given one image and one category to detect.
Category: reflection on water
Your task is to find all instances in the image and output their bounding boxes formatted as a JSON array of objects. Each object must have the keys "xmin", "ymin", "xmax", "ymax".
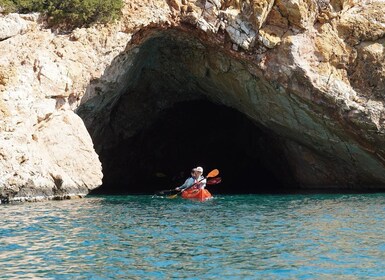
[{"xmin": 1, "ymin": 194, "xmax": 385, "ymax": 278}]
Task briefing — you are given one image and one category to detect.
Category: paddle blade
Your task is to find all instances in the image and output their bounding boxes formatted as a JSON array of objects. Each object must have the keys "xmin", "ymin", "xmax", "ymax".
[
  {"xmin": 207, "ymin": 169, "xmax": 219, "ymax": 178},
  {"xmin": 207, "ymin": 177, "xmax": 221, "ymax": 185},
  {"xmin": 156, "ymin": 189, "xmax": 178, "ymax": 196},
  {"xmin": 167, "ymin": 194, "xmax": 178, "ymax": 199}
]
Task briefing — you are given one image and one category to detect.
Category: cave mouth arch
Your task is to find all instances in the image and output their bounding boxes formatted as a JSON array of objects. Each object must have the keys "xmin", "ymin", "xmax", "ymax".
[
  {"xmin": 90, "ymin": 99, "xmax": 298, "ymax": 195},
  {"xmin": 78, "ymin": 29, "xmax": 385, "ymax": 193},
  {"xmin": 78, "ymin": 30, "xmax": 304, "ymax": 195}
]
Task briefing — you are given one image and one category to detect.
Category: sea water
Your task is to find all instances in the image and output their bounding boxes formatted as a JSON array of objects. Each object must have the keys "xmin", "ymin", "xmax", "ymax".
[{"xmin": 1, "ymin": 194, "xmax": 385, "ymax": 279}]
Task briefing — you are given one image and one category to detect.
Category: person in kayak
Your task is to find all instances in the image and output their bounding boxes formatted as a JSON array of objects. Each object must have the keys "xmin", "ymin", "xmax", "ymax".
[{"xmin": 176, "ymin": 166, "xmax": 207, "ymax": 191}]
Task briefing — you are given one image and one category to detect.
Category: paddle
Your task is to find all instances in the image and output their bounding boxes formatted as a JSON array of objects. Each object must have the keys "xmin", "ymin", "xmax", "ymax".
[
  {"xmin": 155, "ymin": 188, "xmax": 179, "ymax": 196},
  {"xmin": 155, "ymin": 177, "xmax": 221, "ymax": 196},
  {"xmin": 207, "ymin": 177, "xmax": 221, "ymax": 185},
  {"xmin": 168, "ymin": 169, "xmax": 219, "ymax": 199},
  {"xmin": 155, "ymin": 177, "xmax": 222, "ymax": 195}
]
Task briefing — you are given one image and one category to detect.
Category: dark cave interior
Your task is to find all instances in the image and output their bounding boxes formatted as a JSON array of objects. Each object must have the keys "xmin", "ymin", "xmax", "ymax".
[
  {"xmin": 80, "ymin": 31, "xmax": 303, "ymax": 195},
  {"xmin": 78, "ymin": 31, "xmax": 385, "ymax": 195},
  {"xmin": 91, "ymin": 100, "xmax": 298, "ymax": 195}
]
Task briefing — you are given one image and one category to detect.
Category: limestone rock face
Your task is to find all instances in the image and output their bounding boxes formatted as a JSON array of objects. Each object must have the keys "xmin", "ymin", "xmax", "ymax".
[
  {"xmin": 1, "ymin": 0, "xmax": 385, "ymax": 201},
  {"xmin": 0, "ymin": 13, "xmax": 34, "ymax": 40}
]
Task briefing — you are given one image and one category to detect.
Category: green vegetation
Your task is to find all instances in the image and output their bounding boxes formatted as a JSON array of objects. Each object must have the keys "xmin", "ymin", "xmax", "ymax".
[
  {"xmin": 0, "ymin": 0, "xmax": 17, "ymax": 13},
  {"xmin": 0, "ymin": 0, "xmax": 123, "ymax": 28}
]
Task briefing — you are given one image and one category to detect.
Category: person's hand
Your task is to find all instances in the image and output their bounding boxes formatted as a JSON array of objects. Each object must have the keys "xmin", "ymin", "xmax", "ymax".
[{"xmin": 175, "ymin": 187, "xmax": 180, "ymax": 191}]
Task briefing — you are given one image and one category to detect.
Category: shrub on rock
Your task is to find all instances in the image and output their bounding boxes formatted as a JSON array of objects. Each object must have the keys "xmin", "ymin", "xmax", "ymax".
[{"xmin": 0, "ymin": 0, "xmax": 123, "ymax": 28}]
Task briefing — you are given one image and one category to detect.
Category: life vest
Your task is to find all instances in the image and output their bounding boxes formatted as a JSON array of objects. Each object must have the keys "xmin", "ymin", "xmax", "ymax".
[{"xmin": 190, "ymin": 178, "xmax": 203, "ymax": 190}]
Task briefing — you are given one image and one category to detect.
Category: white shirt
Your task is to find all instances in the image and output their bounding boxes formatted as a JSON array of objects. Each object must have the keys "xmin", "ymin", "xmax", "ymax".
[{"xmin": 179, "ymin": 176, "xmax": 206, "ymax": 190}]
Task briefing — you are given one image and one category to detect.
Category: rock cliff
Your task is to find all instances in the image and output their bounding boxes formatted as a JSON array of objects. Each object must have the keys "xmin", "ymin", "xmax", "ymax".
[{"xmin": 1, "ymin": 0, "xmax": 385, "ymax": 201}]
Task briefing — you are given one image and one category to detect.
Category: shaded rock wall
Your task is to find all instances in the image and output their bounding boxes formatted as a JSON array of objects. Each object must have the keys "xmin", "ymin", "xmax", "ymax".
[{"xmin": 1, "ymin": 0, "xmax": 385, "ymax": 201}]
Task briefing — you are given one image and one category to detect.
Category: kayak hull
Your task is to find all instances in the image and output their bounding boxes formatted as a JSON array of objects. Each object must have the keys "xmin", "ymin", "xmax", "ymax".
[{"xmin": 181, "ymin": 188, "xmax": 212, "ymax": 201}]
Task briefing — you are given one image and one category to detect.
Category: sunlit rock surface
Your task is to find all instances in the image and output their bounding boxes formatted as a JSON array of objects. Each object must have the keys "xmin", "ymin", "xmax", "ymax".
[{"xmin": 1, "ymin": 0, "xmax": 385, "ymax": 201}]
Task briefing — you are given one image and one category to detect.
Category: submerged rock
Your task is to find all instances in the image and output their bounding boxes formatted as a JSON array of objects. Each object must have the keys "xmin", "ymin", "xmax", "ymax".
[{"xmin": 1, "ymin": 0, "xmax": 385, "ymax": 201}]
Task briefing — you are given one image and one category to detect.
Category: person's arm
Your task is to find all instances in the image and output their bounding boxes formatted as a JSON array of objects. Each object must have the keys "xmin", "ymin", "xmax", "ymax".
[
  {"xmin": 176, "ymin": 178, "xmax": 193, "ymax": 190},
  {"xmin": 199, "ymin": 178, "xmax": 207, "ymax": 189}
]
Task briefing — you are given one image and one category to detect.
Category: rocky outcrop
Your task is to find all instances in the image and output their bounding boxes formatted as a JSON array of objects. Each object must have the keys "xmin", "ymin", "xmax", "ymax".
[
  {"xmin": 0, "ymin": 14, "xmax": 119, "ymax": 202},
  {"xmin": 1, "ymin": 0, "xmax": 385, "ymax": 201},
  {"xmin": 0, "ymin": 13, "xmax": 33, "ymax": 41}
]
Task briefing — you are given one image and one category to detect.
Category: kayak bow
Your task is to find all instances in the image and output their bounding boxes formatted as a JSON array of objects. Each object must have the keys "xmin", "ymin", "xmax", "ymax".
[{"xmin": 181, "ymin": 188, "xmax": 212, "ymax": 201}]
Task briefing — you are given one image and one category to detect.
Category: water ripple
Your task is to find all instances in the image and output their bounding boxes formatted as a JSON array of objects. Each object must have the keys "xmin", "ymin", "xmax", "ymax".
[{"xmin": 1, "ymin": 194, "xmax": 385, "ymax": 278}]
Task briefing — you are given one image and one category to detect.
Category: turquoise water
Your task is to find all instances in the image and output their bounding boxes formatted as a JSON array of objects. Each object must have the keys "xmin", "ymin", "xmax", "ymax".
[{"xmin": 1, "ymin": 194, "xmax": 385, "ymax": 279}]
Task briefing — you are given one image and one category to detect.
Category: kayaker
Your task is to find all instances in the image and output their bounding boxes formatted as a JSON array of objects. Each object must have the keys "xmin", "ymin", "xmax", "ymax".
[{"xmin": 176, "ymin": 166, "xmax": 207, "ymax": 191}]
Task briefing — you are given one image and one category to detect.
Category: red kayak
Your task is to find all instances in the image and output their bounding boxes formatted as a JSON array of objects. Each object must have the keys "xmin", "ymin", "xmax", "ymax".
[{"xmin": 181, "ymin": 188, "xmax": 212, "ymax": 201}]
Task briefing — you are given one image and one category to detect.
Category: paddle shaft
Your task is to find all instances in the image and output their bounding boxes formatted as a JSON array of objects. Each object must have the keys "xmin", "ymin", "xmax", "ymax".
[
  {"xmin": 168, "ymin": 169, "xmax": 219, "ymax": 198},
  {"xmin": 156, "ymin": 177, "xmax": 220, "ymax": 196},
  {"xmin": 181, "ymin": 177, "xmax": 206, "ymax": 192}
]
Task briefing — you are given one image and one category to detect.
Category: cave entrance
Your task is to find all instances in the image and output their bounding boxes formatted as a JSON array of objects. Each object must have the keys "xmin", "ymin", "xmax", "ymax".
[
  {"xmin": 91, "ymin": 99, "xmax": 297, "ymax": 195},
  {"xmin": 78, "ymin": 30, "xmax": 301, "ymax": 195},
  {"xmin": 78, "ymin": 30, "xmax": 385, "ymax": 193}
]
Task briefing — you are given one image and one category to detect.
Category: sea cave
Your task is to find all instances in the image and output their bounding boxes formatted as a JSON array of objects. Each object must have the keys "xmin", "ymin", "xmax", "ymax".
[{"xmin": 77, "ymin": 29, "xmax": 385, "ymax": 195}]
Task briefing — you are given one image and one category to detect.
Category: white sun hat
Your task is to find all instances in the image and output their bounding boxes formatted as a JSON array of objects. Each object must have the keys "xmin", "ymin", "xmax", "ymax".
[{"xmin": 194, "ymin": 166, "xmax": 203, "ymax": 173}]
